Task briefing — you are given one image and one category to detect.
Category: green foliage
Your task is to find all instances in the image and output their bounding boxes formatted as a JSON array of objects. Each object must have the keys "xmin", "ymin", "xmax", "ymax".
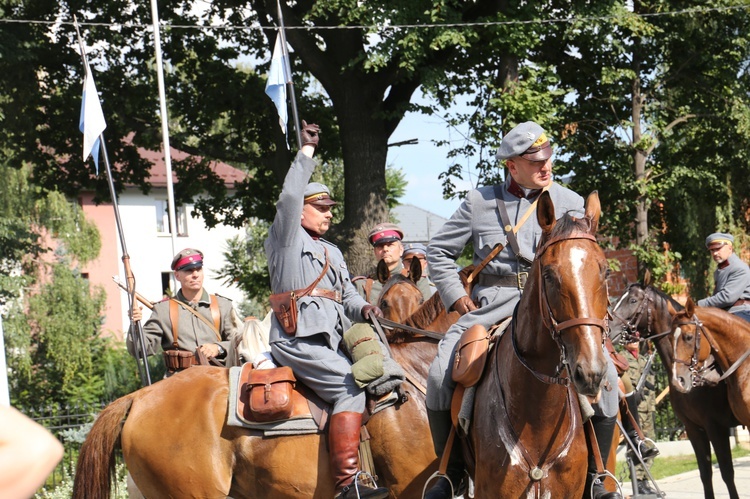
[{"xmin": 36, "ymin": 462, "xmax": 130, "ymax": 499}]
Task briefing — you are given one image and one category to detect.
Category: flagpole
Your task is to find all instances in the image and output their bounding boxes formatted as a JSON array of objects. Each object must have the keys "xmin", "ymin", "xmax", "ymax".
[
  {"xmin": 276, "ymin": 0, "xmax": 302, "ymax": 149},
  {"xmin": 74, "ymin": 16, "xmax": 152, "ymax": 387},
  {"xmin": 148, "ymin": 0, "xmax": 179, "ymax": 293}
]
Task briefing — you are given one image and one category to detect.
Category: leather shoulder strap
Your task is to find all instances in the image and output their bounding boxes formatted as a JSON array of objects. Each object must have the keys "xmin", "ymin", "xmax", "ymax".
[
  {"xmin": 210, "ymin": 295, "xmax": 221, "ymax": 333},
  {"xmin": 297, "ymin": 248, "xmax": 330, "ymax": 298},
  {"xmin": 172, "ymin": 299, "xmax": 222, "ymax": 342},
  {"xmin": 494, "ymin": 184, "xmax": 549, "ymax": 265},
  {"xmin": 169, "ymin": 299, "xmax": 180, "ymax": 348}
]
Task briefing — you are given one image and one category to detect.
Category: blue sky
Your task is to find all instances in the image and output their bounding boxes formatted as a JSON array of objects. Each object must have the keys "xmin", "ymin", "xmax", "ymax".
[{"xmin": 386, "ymin": 101, "xmax": 477, "ymax": 219}]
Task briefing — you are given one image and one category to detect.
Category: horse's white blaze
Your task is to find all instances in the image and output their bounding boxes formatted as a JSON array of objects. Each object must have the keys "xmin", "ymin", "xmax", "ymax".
[{"xmin": 611, "ymin": 289, "xmax": 630, "ymax": 312}]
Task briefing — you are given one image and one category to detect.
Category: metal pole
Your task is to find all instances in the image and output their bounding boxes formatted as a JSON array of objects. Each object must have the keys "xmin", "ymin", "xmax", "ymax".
[
  {"xmin": 148, "ymin": 0, "xmax": 178, "ymax": 292},
  {"xmin": 276, "ymin": 0, "xmax": 302, "ymax": 149}
]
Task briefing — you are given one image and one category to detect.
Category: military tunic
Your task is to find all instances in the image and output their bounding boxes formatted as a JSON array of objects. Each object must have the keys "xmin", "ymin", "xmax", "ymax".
[
  {"xmin": 265, "ymin": 151, "xmax": 370, "ymax": 414},
  {"xmin": 354, "ymin": 261, "xmax": 434, "ymax": 305},
  {"xmin": 697, "ymin": 253, "xmax": 750, "ymax": 320},
  {"xmin": 126, "ymin": 288, "xmax": 238, "ymax": 364},
  {"xmin": 426, "ymin": 176, "xmax": 619, "ymax": 418}
]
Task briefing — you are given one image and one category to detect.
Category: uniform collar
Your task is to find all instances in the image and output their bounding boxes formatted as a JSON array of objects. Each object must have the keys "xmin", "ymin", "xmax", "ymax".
[
  {"xmin": 176, "ymin": 288, "xmax": 209, "ymax": 305},
  {"xmin": 507, "ymin": 177, "xmax": 542, "ymax": 200}
]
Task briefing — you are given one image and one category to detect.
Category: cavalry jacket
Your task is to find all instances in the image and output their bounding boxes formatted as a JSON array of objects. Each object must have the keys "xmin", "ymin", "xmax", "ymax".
[
  {"xmin": 698, "ymin": 253, "xmax": 750, "ymax": 314},
  {"xmin": 126, "ymin": 288, "xmax": 238, "ymax": 362},
  {"xmin": 354, "ymin": 261, "xmax": 434, "ymax": 305},
  {"xmin": 265, "ymin": 152, "xmax": 368, "ymax": 350},
  {"xmin": 427, "ymin": 176, "xmax": 584, "ymax": 318}
]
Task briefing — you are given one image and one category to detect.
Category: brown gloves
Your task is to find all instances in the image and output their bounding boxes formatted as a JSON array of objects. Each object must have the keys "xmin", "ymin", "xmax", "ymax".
[
  {"xmin": 362, "ymin": 305, "xmax": 384, "ymax": 320},
  {"xmin": 452, "ymin": 295, "xmax": 477, "ymax": 316},
  {"xmin": 301, "ymin": 120, "xmax": 320, "ymax": 148}
]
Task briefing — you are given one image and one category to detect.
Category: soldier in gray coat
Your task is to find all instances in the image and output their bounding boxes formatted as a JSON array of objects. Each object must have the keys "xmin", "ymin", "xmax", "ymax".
[
  {"xmin": 698, "ymin": 232, "xmax": 750, "ymax": 322},
  {"xmin": 264, "ymin": 121, "xmax": 388, "ymax": 499},
  {"xmin": 127, "ymin": 248, "xmax": 240, "ymax": 376},
  {"xmin": 424, "ymin": 121, "xmax": 620, "ymax": 499}
]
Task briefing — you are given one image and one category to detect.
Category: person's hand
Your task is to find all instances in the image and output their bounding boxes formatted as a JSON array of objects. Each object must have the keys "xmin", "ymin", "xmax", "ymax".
[
  {"xmin": 452, "ymin": 296, "xmax": 477, "ymax": 316},
  {"xmin": 130, "ymin": 305, "xmax": 143, "ymax": 322},
  {"xmin": 301, "ymin": 120, "xmax": 320, "ymax": 148},
  {"xmin": 199, "ymin": 343, "xmax": 221, "ymax": 359},
  {"xmin": 362, "ymin": 305, "xmax": 384, "ymax": 320}
]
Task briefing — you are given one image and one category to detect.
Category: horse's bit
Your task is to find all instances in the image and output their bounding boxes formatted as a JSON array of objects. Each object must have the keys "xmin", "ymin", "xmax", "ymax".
[{"xmin": 610, "ymin": 284, "xmax": 653, "ymax": 344}]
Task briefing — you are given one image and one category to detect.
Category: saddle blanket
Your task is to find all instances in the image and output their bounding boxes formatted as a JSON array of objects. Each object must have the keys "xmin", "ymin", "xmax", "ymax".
[{"xmin": 226, "ymin": 366, "xmax": 320, "ymax": 436}]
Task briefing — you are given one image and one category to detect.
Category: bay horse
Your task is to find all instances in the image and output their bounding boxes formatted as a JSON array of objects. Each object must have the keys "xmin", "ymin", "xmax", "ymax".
[
  {"xmin": 671, "ymin": 298, "xmax": 750, "ymax": 427},
  {"xmin": 610, "ymin": 279, "xmax": 741, "ymax": 499},
  {"xmin": 73, "ymin": 311, "xmax": 440, "ymax": 498},
  {"xmin": 467, "ymin": 191, "xmax": 610, "ymax": 497}
]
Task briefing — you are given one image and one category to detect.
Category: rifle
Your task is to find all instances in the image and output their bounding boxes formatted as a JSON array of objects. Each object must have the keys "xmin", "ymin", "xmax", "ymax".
[{"xmin": 636, "ymin": 351, "xmax": 657, "ymax": 394}]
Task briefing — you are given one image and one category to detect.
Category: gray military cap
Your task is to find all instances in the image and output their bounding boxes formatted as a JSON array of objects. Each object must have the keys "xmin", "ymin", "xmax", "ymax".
[
  {"xmin": 402, "ymin": 242, "xmax": 427, "ymax": 258},
  {"xmin": 705, "ymin": 232, "xmax": 734, "ymax": 249},
  {"xmin": 303, "ymin": 182, "xmax": 337, "ymax": 206},
  {"xmin": 495, "ymin": 121, "xmax": 552, "ymax": 161}
]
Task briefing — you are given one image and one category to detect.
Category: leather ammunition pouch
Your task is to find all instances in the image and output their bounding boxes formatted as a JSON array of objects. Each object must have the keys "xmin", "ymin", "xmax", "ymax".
[
  {"xmin": 163, "ymin": 349, "xmax": 196, "ymax": 371},
  {"xmin": 245, "ymin": 366, "xmax": 296, "ymax": 422},
  {"xmin": 452, "ymin": 324, "xmax": 491, "ymax": 387}
]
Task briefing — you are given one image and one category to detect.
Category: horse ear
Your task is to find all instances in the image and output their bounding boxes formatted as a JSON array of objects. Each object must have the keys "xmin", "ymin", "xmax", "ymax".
[
  {"xmin": 643, "ymin": 269, "xmax": 652, "ymax": 287},
  {"xmin": 537, "ymin": 191, "xmax": 556, "ymax": 232},
  {"xmin": 376, "ymin": 259, "xmax": 390, "ymax": 284},
  {"xmin": 584, "ymin": 191, "xmax": 601, "ymax": 234},
  {"xmin": 685, "ymin": 296, "xmax": 695, "ymax": 316},
  {"xmin": 408, "ymin": 256, "xmax": 422, "ymax": 283}
]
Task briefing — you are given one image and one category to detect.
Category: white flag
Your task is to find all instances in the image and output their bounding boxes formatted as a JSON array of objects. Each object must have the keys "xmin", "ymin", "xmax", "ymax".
[
  {"xmin": 79, "ymin": 67, "xmax": 107, "ymax": 174},
  {"xmin": 265, "ymin": 34, "xmax": 289, "ymax": 136}
]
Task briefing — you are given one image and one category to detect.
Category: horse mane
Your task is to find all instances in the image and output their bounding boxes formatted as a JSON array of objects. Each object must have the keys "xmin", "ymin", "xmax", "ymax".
[
  {"xmin": 404, "ymin": 265, "xmax": 473, "ymax": 330},
  {"xmin": 378, "ymin": 274, "xmax": 418, "ymax": 299},
  {"xmin": 644, "ymin": 284, "xmax": 684, "ymax": 312},
  {"xmin": 548, "ymin": 212, "xmax": 594, "ymax": 240}
]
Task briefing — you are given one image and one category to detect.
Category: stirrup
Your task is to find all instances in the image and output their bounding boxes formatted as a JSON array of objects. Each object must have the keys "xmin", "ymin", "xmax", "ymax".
[
  {"xmin": 336, "ymin": 471, "xmax": 387, "ymax": 499},
  {"xmin": 589, "ymin": 470, "xmax": 623, "ymax": 499},
  {"xmin": 422, "ymin": 470, "xmax": 466, "ymax": 498}
]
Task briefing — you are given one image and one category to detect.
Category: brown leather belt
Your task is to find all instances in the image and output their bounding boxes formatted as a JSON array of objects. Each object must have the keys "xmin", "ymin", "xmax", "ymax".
[
  {"xmin": 310, "ymin": 288, "xmax": 343, "ymax": 303},
  {"xmin": 733, "ymin": 299, "xmax": 750, "ymax": 307},
  {"xmin": 477, "ymin": 272, "xmax": 529, "ymax": 289}
]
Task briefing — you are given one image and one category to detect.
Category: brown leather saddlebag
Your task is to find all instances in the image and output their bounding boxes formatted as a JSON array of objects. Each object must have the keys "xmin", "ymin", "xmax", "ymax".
[
  {"xmin": 269, "ymin": 291, "xmax": 298, "ymax": 335},
  {"xmin": 452, "ymin": 324, "xmax": 491, "ymax": 387},
  {"xmin": 245, "ymin": 366, "xmax": 296, "ymax": 422},
  {"xmin": 163, "ymin": 350, "xmax": 196, "ymax": 371}
]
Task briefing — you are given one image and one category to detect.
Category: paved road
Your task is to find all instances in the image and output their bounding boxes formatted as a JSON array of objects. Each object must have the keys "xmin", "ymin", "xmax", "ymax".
[{"xmin": 617, "ymin": 441, "xmax": 750, "ymax": 498}]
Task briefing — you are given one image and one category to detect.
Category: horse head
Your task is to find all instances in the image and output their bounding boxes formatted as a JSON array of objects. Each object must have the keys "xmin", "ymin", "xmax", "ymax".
[
  {"xmin": 376, "ymin": 259, "xmax": 424, "ymax": 325},
  {"xmin": 527, "ymin": 190, "xmax": 610, "ymax": 397},
  {"xmin": 671, "ymin": 298, "xmax": 712, "ymax": 393}
]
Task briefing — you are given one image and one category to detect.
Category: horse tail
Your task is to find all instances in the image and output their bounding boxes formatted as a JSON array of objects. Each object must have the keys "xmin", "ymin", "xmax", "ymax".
[{"xmin": 72, "ymin": 394, "xmax": 135, "ymax": 499}]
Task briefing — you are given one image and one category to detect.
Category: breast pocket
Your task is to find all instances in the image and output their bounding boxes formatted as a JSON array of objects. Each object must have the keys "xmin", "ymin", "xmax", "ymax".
[{"xmin": 477, "ymin": 229, "xmax": 507, "ymax": 253}]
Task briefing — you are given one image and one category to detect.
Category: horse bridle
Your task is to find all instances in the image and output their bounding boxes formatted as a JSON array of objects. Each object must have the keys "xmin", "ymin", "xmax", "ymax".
[
  {"xmin": 610, "ymin": 284, "xmax": 654, "ymax": 344},
  {"xmin": 512, "ymin": 232, "xmax": 610, "ymax": 386},
  {"xmin": 672, "ymin": 314, "xmax": 721, "ymax": 385}
]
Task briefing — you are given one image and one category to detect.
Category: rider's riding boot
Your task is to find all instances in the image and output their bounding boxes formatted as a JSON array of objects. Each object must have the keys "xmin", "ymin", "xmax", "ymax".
[
  {"xmin": 424, "ymin": 409, "xmax": 467, "ymax": 499},
  {"xmin": 584, "ymin": 415, "xmax": 622, "ymax": 499},
  {"xmin": 622, "ymin": 394, "xmax": 659, "ymax": 461},
  {"xmin": 329, "ymin": 411, "xmax": 389, "ymax": 499}
]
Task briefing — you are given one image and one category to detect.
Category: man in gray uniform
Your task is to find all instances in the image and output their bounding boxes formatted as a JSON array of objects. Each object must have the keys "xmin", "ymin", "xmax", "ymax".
[
  {"xmin": 264, "ymin": 121, "xmax": 388, "ymax": 499},
  {"xmin": 698, "ymin": 232, "xmax": 750, "ymax": 322},
  {"xmin": 424, "ymin": 121, "xmax": 620, "ymax": 499},
  {"xmin": 127, "ymin": 248, "xmax": 239, "ymax": 375},
  {"xmin": 354, "ymin": 223, "xmax": 433, "ymax": 304}
]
